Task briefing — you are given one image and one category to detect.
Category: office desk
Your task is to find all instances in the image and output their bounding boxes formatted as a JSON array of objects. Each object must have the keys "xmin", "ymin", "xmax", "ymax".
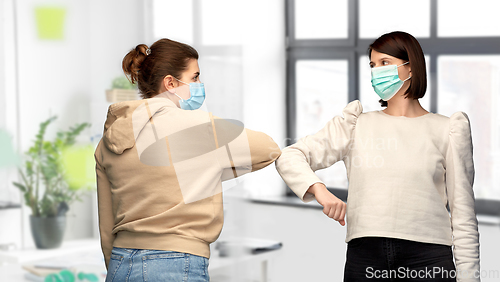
[{"xmin": 0, "ymin": 238, "xmax": 282, "ymax": 282}]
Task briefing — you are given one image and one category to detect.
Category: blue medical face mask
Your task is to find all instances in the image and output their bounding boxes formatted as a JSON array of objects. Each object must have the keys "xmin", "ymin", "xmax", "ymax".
[
  {"xmin": 173, "ymin": 78, "xmax": 206, "ymax": 110},
  {"xmin": 371, "ymin": 61, "xmax": 411, "ymax": 101}
]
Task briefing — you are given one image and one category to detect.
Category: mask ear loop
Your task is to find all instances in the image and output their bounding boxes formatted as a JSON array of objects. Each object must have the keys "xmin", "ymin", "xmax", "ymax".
[
  {"xmin": 173, "ymin": 92, "xmax": 184, "ymax": 101},
  {"xmin": 174, "ymin": 77, "xmax": 189, "ymax": 86},
  {"xmin": 397, "ymin": 61, "xmax": 410, "ymax": 68},
  {"xmin": 172, "ymin": 77, "xmax": 190, "ymax": 101},
  {"xmin": 164, "ymin": 76, "xmax": 187, "ymax": 101},
  {"xmin": 397, "ymin": 61, "xmax": 411, "ymax": 81}
]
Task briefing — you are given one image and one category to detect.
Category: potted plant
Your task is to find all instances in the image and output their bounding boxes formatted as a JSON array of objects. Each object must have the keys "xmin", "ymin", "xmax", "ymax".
[
  {"xmin": 12, "ymin": 116, "xmax": 92, "ymax": 249},
  {"xmin": 105, "ymin": 75, "xmax": 139, "ymax": 102}
]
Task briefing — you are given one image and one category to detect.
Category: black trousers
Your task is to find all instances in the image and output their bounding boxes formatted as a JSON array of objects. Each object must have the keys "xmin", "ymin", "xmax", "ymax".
[{"xmin": 343, "ymin": 237, "xmax": 457, "ymax": 281}]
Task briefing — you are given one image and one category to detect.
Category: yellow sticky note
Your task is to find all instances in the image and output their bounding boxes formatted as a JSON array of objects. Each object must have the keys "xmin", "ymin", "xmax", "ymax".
[
  {"xmin": 61, "ymin": 144, "xmax": 96, "ymax": 190},
  {"xmin": 35, "ymin": 7, "xmax": 66, "ymax": 40}
]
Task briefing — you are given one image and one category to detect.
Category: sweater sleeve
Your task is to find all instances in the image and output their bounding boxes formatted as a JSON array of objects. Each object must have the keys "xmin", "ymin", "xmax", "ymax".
[
  {"xmin": 94, "ymin": 146, "xmax": 116, "ymax": 270},
  {"xmin": 275, "ymin": 100, "xmax": 362, "ymax": 202},
  {"xmin": 445, "ymin": 112, "xmax": 480, "ymax": 281}
]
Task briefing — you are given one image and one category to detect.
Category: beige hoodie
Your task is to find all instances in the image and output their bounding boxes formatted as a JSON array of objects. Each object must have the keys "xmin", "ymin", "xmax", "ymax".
[{"xmin": 94, "ymin": 95, "xmax": 281, "ymax": 269}]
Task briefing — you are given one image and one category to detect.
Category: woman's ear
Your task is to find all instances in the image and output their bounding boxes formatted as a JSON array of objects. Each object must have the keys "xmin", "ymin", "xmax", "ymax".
[{"xmin": 163, "ymin": 75, "xmax": 176, "ymax": 93}]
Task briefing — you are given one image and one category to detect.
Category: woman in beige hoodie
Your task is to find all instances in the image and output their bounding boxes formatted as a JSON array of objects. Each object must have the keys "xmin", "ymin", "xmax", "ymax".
[{"xmin": 95, "ymin": 38, "xmax": 281, "ymax": 282}]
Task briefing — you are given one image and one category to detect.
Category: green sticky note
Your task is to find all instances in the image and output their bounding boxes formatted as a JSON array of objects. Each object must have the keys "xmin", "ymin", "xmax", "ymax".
[
  {"xmin": 0, "ymin": 129, "xmax": 20, "ymax": 168},
  {"xmin": 61, "ymin": 144, "xmax": 96, "ymax": 190},
  {"xmin": 35, "ymin": 7, "xmax": 66, "ymax": 40}
]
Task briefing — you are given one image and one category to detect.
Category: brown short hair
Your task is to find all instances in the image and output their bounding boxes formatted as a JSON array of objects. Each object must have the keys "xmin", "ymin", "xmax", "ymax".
[
  {"xmin": 122, "ymin": 38, "xmax": 199, "ymax": 99},
  {"xmin": 368, "ymin": 31, "xmax": 427, "ymax": 107}
]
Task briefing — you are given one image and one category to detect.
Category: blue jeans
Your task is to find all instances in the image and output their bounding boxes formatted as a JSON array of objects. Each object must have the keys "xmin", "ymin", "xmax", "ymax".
[{"xmin": 105, "ymin": 247, "xmax": 210, "ymax": 282}]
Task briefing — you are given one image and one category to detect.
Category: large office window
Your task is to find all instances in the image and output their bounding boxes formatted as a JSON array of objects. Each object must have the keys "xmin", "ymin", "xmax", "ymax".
[{"xmin": 286, "ymin": 0, "xmax": 500, "ymax": 215}]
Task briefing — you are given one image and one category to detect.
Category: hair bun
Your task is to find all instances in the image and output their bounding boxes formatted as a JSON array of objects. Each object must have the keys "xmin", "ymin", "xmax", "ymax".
[
  {"xmin": 122, "ymin": 44, "xmax": 149, "ymax": 84},
  {"xmin": 135, "ymin": 44, "xmax": 149, "ymax": 57}
]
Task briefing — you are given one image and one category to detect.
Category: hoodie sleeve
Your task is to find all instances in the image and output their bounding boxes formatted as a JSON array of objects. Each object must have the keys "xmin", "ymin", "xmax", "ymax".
[
  {"xmin": 209, "ymin": 113, "xmax": 281, "ymax": 181},
  {"xmin": 94, "ymin": 144, "xmax": 116, "ymax": 270},
  {"xmin": 246, "ymin": 128, "xmax": 282, "ymax": 172}
]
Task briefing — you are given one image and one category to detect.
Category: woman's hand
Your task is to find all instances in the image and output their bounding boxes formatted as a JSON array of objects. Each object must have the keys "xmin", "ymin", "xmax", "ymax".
[{"xmin": 307, "ymin": 183, "xmax": 346, "ymax": 226}]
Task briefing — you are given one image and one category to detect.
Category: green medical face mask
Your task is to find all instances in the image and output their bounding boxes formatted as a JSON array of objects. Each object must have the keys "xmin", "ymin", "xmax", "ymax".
[{"xmin": 371, "ymin": 61, "xmax": 411, "ymax": 101}]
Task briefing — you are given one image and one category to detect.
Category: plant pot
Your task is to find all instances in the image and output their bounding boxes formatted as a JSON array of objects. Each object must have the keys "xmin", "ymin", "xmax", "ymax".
[{"xmin": 29, "ymin": 215, "xmax": 66, "ymax": 249}]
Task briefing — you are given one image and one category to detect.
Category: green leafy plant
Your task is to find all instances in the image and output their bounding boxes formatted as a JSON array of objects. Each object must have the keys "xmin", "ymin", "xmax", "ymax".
[
  {"xmin": 112, "ymin": 76, "xmax": 137, "ymax": 90},
  {"xmin": 12, "ymin": 116, "xmax": 91, "ymax": 217}
]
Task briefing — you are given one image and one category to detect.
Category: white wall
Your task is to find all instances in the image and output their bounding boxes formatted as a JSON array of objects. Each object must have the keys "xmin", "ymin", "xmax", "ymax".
[
  {"xmin": 240, "ymin": 0, "xmax": 287, "ymax": 199},
  {"xmin": 88, "ymin": 0, "xmax": 145, "ymax": 136}
]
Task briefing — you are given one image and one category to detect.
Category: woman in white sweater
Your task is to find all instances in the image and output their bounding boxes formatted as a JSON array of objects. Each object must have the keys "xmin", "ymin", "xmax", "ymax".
[{"xmin": 275, "ymin": 31, "xmax": 480, "ymax": 281}]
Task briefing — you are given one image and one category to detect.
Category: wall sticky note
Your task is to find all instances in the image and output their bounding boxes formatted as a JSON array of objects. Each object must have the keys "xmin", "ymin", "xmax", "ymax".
[
  {"xmin": 35, "ymin": 7, "xmax": 66, "ymax": 40},
  {"xmin": 61, "ymin": 144, "xmax": 96, "ymax": 190}
]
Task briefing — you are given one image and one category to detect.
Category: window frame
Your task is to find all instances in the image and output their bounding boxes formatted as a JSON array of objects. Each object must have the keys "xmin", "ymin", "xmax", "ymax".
[{"xmin": 285, "ymin": 0, "xmax": 500, "ymax": 215}]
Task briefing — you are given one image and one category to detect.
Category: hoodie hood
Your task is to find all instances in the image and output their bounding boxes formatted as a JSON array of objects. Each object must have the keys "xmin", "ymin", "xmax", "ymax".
[{"xmin": 102, "ymin": 97, "xmax": 177, "ymax": 154}]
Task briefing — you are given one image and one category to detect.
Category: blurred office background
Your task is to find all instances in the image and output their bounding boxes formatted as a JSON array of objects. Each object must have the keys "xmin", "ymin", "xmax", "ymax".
[{"xmin": 0, "ymin": 0, "xmax": 499, "ymax": 281}]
